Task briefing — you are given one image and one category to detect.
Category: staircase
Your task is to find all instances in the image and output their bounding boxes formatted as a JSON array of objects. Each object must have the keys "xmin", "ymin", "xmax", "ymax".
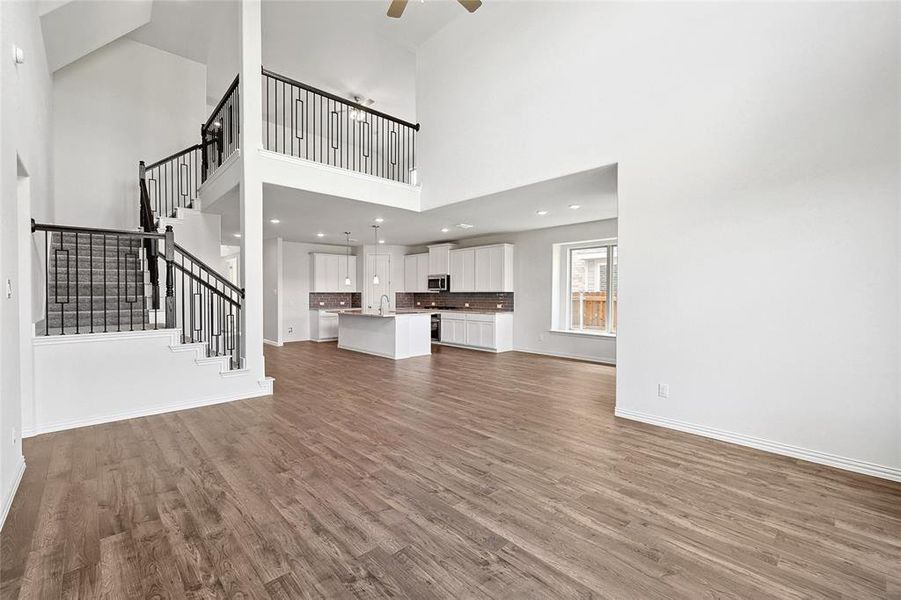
[{"xmin": 41, "ymin": 231, "xmax": 155, "ymax": 336}]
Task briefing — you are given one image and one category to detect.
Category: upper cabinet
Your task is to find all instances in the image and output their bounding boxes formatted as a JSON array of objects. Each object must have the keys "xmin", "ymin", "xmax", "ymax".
[
  {"xmin": 450, "ymin": 244, "xmax": 514, "ymax": 292},
  {"xmin": 404, "ymin": 253, "xmax": 430, "ymax": 292},
  {"xmin": 427, "ymin": 243, "xmax": 456, "ymax": 275},
  {"xmin": 311, "ymin": 253, "xmax": 357, "ymax": 292}
]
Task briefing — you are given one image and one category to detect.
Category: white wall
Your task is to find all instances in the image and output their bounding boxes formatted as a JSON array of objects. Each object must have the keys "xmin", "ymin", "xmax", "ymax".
[
  {"xmin": 457, "ymin": 220, "xmax": 617, "ymax": 364},
  {"xmin": 280, "ymin": 240, "xmax": 361, "ymax": 343},
  {"xmin": 361, "ymin": 244, "xmax": 409, "ymax": 311},
  {"xmin": 263, "ymin": 237, "xmax": 282, "ymax": 344},
  {"xmin": 31, "ymin": 330, "xmax": 271, "ymax": 436},
  {"xmin": 53, "ymin": 38, "xmax": 206, "ymax": 229},
  {"xmin": 418, "ymin": 3, "xmax": 900, "ymax": 475},
  {"xmin": 0, "ymin": 0, "xmax": 53, "ymax": 526},
  {"xmin": 262, "ymin": 1, "xmax": 416, "ymax": 123}
]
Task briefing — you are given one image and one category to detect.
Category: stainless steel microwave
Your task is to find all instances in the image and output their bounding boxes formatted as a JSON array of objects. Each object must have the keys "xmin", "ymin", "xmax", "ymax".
[{"xmin": 427, "ymin": 274, "xmax": 450, "ymax": 292}]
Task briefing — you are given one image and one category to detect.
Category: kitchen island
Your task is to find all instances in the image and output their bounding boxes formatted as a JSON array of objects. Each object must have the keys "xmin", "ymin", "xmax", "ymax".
[{"xmin": 331, "ymin": 309, "xmax": 433, "ymax": 360}]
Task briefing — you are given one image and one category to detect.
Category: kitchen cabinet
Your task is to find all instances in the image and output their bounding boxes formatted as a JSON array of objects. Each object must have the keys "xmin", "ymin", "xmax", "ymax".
[
  {"xmin": 439, "ymin": 311, "xmax": 512, "ymax": 352},
  {"xmin": 309, "ymin": 309, "xmax": 339, "ymax": 341},
  {"xmin": 450, "ymin": 244, "xmax": 513, "ymax": 293},
  {"xmin": 404, "ymin": 253, "xmax": 430, "ymax": 292},
  {"xmin": 311, "ymin": 253, "xmax": 357, "ymax": 292},
  {"xmin": 428, "ymin": 243, "xmax": 455, "ymax": 275},
  {"xmin": 449, "ymin": 248, "xmax": 475, "ymax": 292}
]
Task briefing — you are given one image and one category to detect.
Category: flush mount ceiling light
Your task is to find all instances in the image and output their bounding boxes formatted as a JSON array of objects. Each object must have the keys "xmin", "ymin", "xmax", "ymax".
[
  {"xmin": 441, "ymin": 227, "xmax": 450, "ymax": 233},
  {"xmin": 374, "ymin": 217, "xmax": 384, "ymax": 223},
  {"xmin": 270, "ymin": 218, "xmax": 281, "ymax": 224},
  {"xmin": 233, "ymin": 233, "xmax": 242, "ymax": 238},
  {"xmin": 316, "ymin": 232, "xmax": 325, "ymax": 237},
  {"xmin": 378, "ymin": 239, "xmax": 385, "ymax": 244},
  {"xmin": 536, "ymin": 210, "xmax": 549, "ymax": 216},
  {"xmin": 372, "ymin": 225, "xmax": 381, "ymax": 285},
  {"xmin": 456, "ymin": 223, "xmax": 474, "ymax": 229},
  {"xmin": 569, "ymin": 204, "xmax": 581, "ymax": 210}
]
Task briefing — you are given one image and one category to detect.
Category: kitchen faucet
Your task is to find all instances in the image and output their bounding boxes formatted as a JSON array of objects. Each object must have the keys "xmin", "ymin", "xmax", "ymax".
[{"xmin": 379, "ymin": 294, "xmax": 391, "ymax": 316}]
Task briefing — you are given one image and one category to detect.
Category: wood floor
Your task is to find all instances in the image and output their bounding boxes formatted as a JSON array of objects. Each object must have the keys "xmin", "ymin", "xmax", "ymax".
[{"xmin": 2, "ymin": 342, "xmax": 900, "ymax": 599}]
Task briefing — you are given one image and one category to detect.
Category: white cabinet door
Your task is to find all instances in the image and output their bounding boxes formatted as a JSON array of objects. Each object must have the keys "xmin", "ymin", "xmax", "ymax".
[
  {"xmin": 474, "ymin": 247, "xmax": 491, "ymax": 292},
  {"xmin": 464, "ymin": 320, "xmax": 481, "ymax": 347},
  {"xmin": 404, "ymin": 255, "xmax": 418, "ymax": 292},
  {"xmin": 453, "ymin": 320, "xmax": 466, "ymax": 344},
  {"xmin": 417, "ymin": 254, "xmax": 429, "ymax": 292},
  {"xmin": 488, "ymin": 245, "xmax": 505, "ymax": 291},
  {"xmin": 321, "ymin": 314, "xmax": 339, "ymax": 339},
  {"xmin": 450, "ymin": 249, "xmax": 475, "ymax": 292}
]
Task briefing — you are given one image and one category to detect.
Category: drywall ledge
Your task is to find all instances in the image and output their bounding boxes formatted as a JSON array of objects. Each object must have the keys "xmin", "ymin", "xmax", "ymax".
[
  {"xmin": 614, "ymin": 408, "xmax": 901, "ymax": 483},
  {"xmin": 29, "ymin": 329, "xmax": 272, "ymax": 436}
]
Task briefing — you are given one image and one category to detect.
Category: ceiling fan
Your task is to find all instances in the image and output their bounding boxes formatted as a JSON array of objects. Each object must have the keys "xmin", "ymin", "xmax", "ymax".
[{"xmin": 387, "ymin": 0, "xmax": 482, "ymax": 19}]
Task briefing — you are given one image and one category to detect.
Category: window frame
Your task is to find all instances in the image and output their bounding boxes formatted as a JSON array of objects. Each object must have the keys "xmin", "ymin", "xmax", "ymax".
[{"xmin": 554, "ymin": 239, "xmax": 617, "ymax": 337}]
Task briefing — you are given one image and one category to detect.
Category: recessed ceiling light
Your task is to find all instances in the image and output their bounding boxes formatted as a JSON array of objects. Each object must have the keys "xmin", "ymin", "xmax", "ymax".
[
  {"xmin": 456, "ymin": 223, "xmax": 474, "ymax": 229},
  {"xmin": 536, "ymin": 210, "xmax": 549, "ymax": 216},
  {"xmin": 316, "ymin": 232, "xmax": 325, "ymax": 237},
  {"xmin": 569, "ymin": 204, "xmax": 581, "ymax": 210},
  {"xmin": 374, "ymin": 217, "xmax": 384, "ymax": 223},
  {"xmin": 378, "ymin": 239, "xmax": 385, "ymax": 244},
  {"xmin": 233, "ymin": 233, "xmax": 242, "ymax": 238},
  {"xmin": 270, "ymin": 218, "xmax": 281, "ymax": 224},
  {"xmin": 441, "ymin": 227, "xmax": 449, "ymax": 233}
]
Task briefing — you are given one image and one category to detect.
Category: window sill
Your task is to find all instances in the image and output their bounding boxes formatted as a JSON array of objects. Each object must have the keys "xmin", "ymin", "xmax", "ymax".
[{"xmin": 549, "ymin": 329, "xmax": 616, "ymax": 339}]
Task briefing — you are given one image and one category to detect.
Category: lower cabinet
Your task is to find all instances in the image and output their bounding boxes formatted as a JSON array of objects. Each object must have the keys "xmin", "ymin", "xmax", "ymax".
[
  {"xmin": 440, "ymin": 312, "xmax": 512, "ymax": 352},
  {"xmin": 310, "ymin": 310, "xmax": 339, "ymax": 341}
]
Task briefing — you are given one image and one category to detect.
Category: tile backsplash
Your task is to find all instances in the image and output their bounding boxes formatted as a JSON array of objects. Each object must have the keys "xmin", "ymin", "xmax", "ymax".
[
  {"xmin": 396, "ymin": 292, "xmax": 513, "ymax": 312},
  {"xmin": 309, "ymin": 292, "xmax": 362, "ymax": 309}
]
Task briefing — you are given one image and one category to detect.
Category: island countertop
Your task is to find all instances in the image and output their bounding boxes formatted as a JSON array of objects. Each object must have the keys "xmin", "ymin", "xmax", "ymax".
[{"xmin": 327, "ymin": 308, "xmax": 434, "ymax": 319}]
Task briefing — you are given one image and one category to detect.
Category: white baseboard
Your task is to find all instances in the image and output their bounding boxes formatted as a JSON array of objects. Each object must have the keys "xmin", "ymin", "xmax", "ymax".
[
  {"xmin": 26, "ymin": 386, "xmax": 273, "ymax": 437},
  {"xmin": 614, "ymin": 407, "xmax": 901, "ymax": 483},
  {"xmin": 514, "ymin": 346, "xmax": 616, "ymax": 365},
  {"xmin": 1, "ymin": 455, "xmax": 26, "ymax": 530},
  {"xmin": 263, "ymin": 339, "xmax": 283, "ymax": 347}
]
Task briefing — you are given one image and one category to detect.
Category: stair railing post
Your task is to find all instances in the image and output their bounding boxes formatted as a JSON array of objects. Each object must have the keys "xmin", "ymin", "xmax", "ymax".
[
  {"xmin": 200, "ymin": 124, "xmax": 209, "ymax": 183},
  {"xmin": 164, "ymin": 226, "xmax": 176, "ymax": 329}
]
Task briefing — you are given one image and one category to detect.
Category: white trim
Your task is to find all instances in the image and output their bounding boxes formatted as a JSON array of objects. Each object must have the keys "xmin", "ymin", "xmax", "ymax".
[
  {"xmin": 26, "ymin": 385, "xmax": 273, "ymax": 437},
  {"xmin": 259, "ymin": 149, "xmax": 419, "ymax": 191},
  {"xmin": 311, "ymin": 337, "xmax": 337, "ymax": 343},
  {"xmin": 263, "ymin": 339, "xmax": 283, "ymax": 347},
  {"xmin": 33, "ymin": 328, "xmax": 181, "ymax": 346},
  {"xmin": 432, "ymin": 341, "xmax": 505, "ymax": 354},
  {"xmin": 1, "ymin": 456, "xmax": 26, "ymax": 529},
  {"xmin": 614, "ymin": 408, "xmax": 901, "ymax": 483},
  {"xmin": 549, "ymin": 328, "xmax": 616, "ymax": 339},
  {"xmin": 514, "ymin": 346, "xmax": 616, "ymax": 365}
]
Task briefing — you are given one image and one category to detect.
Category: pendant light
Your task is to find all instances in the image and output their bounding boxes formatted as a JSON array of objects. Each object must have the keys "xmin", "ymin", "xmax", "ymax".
[
  {"xmin": 372, "ymin": 225, "xmax": 381, "ymax": 285},
  {"xmin": 344, "ymin": 232, "xmax": 352, "ymax": 286}
]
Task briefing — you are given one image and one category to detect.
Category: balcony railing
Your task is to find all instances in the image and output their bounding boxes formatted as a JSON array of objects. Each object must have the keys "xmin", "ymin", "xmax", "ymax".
[{"xmin": 262, "ymin": 68, "xmax": 419, "ymax": 185}]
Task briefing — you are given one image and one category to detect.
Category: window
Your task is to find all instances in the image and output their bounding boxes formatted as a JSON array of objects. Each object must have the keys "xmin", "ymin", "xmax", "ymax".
[{"xmin": 555, "ymin": 241, "xmax": 617, "ymax": 335}]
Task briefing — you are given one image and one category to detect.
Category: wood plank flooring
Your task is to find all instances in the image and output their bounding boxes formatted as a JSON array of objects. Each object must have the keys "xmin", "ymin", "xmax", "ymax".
[{"xmin": 2, "ymin": 341, "xmax": 900, "ymax": 599}]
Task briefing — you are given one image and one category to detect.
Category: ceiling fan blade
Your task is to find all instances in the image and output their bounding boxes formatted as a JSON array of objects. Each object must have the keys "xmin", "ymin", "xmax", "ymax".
[
  {"xmin": 457, "ymin": 0, "xmax": 482, "ymax": 13},
  {"xmin": 387, "ymin": 0, "xmax": 408, "ymax": 18}
]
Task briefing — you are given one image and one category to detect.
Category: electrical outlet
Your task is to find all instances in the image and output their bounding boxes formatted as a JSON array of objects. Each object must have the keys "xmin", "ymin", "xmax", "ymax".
[
  {"xmin": 339, "ymin": 301, "xmax": 345, "ymax": 306},
  {"xmin": 496, "ymin": 303, "xmax": 503, "ymax": 309},
  {"xmin": 12, "ymin": 428, "xmax": 18, "ymax": 447},
  {"xmin": 538, "ymin": 333, "xmax": 544, "ymax": 342},
  {"xmin": 319, "ymin": 301, "xmax": 325, "ymax": 306},
  {"xmin": 657, "ymin": 384, "xmax": 669, "ymax": 399},
  {"xmin": 464, "ymin": 303, "xmax": 470, "ymax": 308},
  {"xmin": 430, "ymin": 301, "xmax": 436, "ymax": 306},
  {"xmin": 6, "ymin": 279, "xmax": 11, "ymax": 299},
  {"xmin": 288, "ymin": 327, "xmax": 293, "ymax": 333},
  {"xmin": 416, "ymin": 302, "xmax": 421, "ymax": 306}
]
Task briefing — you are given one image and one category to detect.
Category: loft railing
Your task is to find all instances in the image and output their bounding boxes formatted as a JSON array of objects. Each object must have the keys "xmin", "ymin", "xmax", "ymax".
[
  {"xmin": 32, "ymin": 222, "xmax": 245, "ymax": 369},
  {"xmin": 138, "ymin": 75, "xmax": 240, "ymax": 226},
  {"xmin": 262, "ymin": 68, "xmax": 419, "ymax": 185}
]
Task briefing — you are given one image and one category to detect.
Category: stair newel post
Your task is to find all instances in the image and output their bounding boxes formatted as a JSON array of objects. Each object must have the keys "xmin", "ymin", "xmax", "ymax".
[
  {"xmin": 164, "ymin": 226, "xmax": 176, "ymax": 329},
  {"xmin": 200, "ymin": 124, "xmax": 209, "ymax": 183}
]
